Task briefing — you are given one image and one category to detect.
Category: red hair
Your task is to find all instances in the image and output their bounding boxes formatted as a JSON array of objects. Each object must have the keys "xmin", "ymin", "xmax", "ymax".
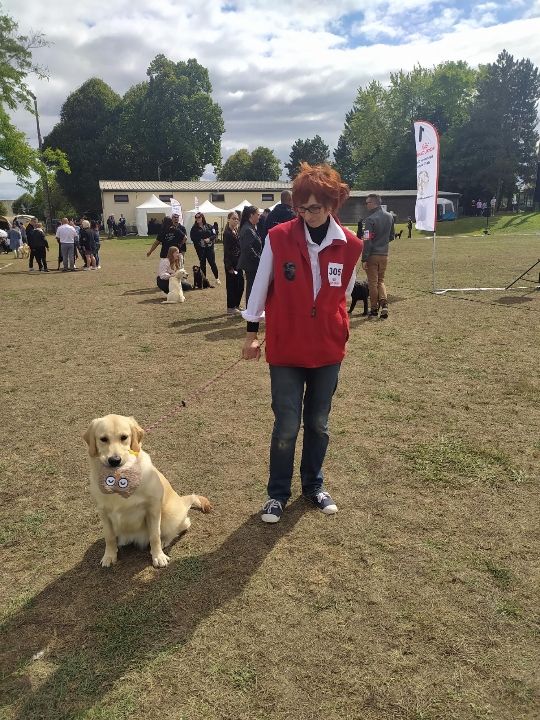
[{"xmin": 292, "ymin": 163, "xmax": 350, "ymax": 213}]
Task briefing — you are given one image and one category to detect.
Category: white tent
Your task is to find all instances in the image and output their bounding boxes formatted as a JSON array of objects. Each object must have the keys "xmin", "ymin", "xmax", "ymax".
[
  {"xmin": 135, "ymin": 194, "xmax": 172, "ymax": 236},
  {"xmin": 184, "ymin": 199, "xmax": 230, "ymax": 238},
  {"xmin": 228, "ymin": 198, "xmax": 252, "ymax": 212}
]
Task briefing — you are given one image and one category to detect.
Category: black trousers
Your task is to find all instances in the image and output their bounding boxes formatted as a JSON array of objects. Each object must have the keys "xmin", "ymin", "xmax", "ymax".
[
  {"xmin": 34, "ymin": 247, "xmax": 48, "ymax": 270},
  {"xmin": 195, "ymin": 245, "xmax": 219, "ymax": 280},
  {"xmin": 244, "ymin": 270, "xmax": 258, "ymax": 304},
  {"xmin": 225, "ymin": 269, "xmax": 244, "ymax": 309}
]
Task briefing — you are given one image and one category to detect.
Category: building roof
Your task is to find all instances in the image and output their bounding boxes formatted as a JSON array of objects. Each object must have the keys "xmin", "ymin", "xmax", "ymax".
[
  {"xmin": 99, "ymin": 180, "xmax": 460, "ymax": 198},
  {"xmin": 99, "ymin": 180, "xmax": 292, "ymax": 191},
  {"xmin": 350, "ymin": 190, "xmax": 460, "ymax": 197}
]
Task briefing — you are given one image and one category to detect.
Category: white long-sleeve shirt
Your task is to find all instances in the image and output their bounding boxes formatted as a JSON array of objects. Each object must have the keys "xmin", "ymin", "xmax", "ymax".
[{"xmin": 242, "ymin": 216, "xmax": 357, "ymax": 322}]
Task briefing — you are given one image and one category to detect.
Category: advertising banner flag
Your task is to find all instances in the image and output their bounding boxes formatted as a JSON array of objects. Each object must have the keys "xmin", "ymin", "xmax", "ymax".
[
  {"xmin": 414, "ymin": 121, "xmax": 439, "ymax": 232},
  {"xmin": 170, "ymin": 199, "xmax": 183, "ymax": 224},
  {"xmin": 194, "ymin": 195, "xmax": 200, "ymax": 210}
]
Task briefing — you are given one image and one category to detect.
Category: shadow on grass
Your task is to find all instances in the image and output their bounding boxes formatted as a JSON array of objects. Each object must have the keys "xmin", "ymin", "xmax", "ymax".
[
  {"xmin": 122, "ymin": 287, "xmax": 160, "ymax": 296},
  {"xmin": 0, "ymin": 501, "xmax": 305, "ymax": 719},
  {"xmin": 495, "ymin": 295, "xmax": 534, "ymax": 305}
]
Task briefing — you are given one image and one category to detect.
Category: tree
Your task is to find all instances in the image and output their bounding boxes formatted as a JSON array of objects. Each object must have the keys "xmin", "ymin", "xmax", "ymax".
[
  {"xmin": 44, "ymin": 78, "xmax": 122, "ymax": 214},
  {"xmin": 0, "ymin": 200, "xmax": 7, "ymax": 215},
  {"xmin": 0, "ymin": 9, "xmax": 48, "ymax": 181},
  {"xmin": 217, "ymin": 149, "xmax": 252, "ymax": 180},
  {"xmin": 118, "ymin": 54, "xmax": 224, "ymax": 180},
  {"xmin": 45, "ymin": 55, "xmax": 225, "ymax": 214},
  {"xmin": 12, "ymin": 192, "xmax": 36, "ymax": 215},
  {"xmin": 217, "ymin": 146, "xmax": 281, "ymax": 180},
  {"xmin": 444, "ymin": 51, "xmax": 540, "ymax": 206},
  {"xmin": 285, "ymin": 135, "xmax": 330, "ymax": 179},
  {"xmin": 337, "ymin": 62, "xmax": 478, "ymax": 190},
  {"xmin": 333, "ymin": 110, "xmax": 362, "ymax": 187}
]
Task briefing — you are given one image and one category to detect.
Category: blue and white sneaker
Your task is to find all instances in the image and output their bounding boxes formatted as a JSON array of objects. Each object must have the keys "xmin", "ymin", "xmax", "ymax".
[
  {"xmin": 261, "ymin": 498, "xmax": 284, "ymax": 523},
  {"xmin": 309, "ymin": 491, "xmax": 338, "ymax": 515}
]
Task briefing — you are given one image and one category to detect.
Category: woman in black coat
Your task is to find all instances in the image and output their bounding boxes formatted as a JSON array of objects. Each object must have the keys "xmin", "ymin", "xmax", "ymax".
[
  {"xmin": 237, "ymin": 205, "xmax": 261, "ymax": 304},
  {"xmin": 189, "ymin": 212, "xmax": 220, "ymax": 284},
  {"xmin": 223, "ymin": 211, "xmax": 244, "ymax": 315}
]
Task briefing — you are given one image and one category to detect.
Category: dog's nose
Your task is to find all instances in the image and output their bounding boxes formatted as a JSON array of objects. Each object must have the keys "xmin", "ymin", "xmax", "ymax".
[{"xmin": 108, "ymin": 456, "xmax": 122, "ymax": 467}]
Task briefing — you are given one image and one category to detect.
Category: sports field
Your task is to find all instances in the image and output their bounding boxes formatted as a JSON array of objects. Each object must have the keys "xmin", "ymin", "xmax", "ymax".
[{"xmin": 1, "ymin": 230, "xmax": 539, "ymax": 720}]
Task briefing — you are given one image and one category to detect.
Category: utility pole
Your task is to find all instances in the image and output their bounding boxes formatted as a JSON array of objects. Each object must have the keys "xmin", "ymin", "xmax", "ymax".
[{"xmin": 30, "ymin": 92, "xmax": 54, "ymax": 233}]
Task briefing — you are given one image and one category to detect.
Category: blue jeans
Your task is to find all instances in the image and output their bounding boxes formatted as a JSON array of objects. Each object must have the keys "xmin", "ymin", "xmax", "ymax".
[{"xmin": 268, "ymin": 363, "xmax": 340, "ymax": 504}]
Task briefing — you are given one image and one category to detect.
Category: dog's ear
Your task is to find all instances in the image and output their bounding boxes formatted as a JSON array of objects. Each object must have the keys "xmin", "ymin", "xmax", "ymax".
[
  {"xmin": 83, "ymin": 419, "xmax": 98, "ymax": 457},
  {"xmin": 128, "ymin": 417, "xmax": 144, "ymax": 452}
]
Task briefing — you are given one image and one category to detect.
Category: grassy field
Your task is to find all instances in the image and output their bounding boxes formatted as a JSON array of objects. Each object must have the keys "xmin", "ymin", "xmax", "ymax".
[
  {"xmin": 0, "ymin": 233, "xmax": 539, "ymax": 720},
  {"xmin": 394, "ymin": 211, "xmax": 540, "ymax": 238}
]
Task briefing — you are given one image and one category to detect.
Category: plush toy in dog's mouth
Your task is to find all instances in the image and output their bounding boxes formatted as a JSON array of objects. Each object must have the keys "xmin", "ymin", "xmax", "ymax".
[{"xmin": 98, "ymin": 450, "xmax": 141, "ymax": 498}]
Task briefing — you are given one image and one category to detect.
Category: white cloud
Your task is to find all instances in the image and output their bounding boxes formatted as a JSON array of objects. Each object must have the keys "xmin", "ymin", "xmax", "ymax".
[{"xmin": 1, "ymin": 0, "xmax": 539, "ymax": 197}]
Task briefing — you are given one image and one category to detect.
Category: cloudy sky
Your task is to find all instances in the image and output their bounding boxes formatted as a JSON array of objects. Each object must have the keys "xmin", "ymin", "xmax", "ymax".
[{"xmin": 2, "ymin": 0, "xmax": 540, "ymax": 199}]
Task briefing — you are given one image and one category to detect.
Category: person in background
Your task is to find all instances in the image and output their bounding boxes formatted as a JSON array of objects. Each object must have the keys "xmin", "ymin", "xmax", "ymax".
[
  {"xmin": 26, "ymin": 217, "xmax": 38, "ymax": 271},
  {"xmin": 356, "ymin": 217, "xmax": 363, "ymax": 239},
  {"xmin": 107, "ymin": 215, "xmax": 115, "ymax": 238},
  {"xmin": 32, "ymin": 222, "xmax": 49, "ymax": 272},
  {"xmin": 265, "ymin": 190, "xmax": 296, "ymax": 231},
  {"xmin": 79, "ymin": 219, "xmax": 97, "ymax": 269},
  {"xmin": 241, "ymin": 162, "xmax": 362, "ymax": 524},
  {"xmin": 257, "ymin": 208, "xmax": 271, "ymax": 244},
  {"xmin": 156, "ymin": 246, "xmax": 192, "ymax": 296},
  {"xmin": 90, "ymin": 220, "xmax": 101, "ymax": 268},
  {"xmin": 223, "ymin": 211, "xmax": 244, "ymax": 316},
  {"xmin": 237, "ymin": 205, "xmax": 261, "ymax": 304},
  {"xmin": 362, "ymin": 193, "xmax": 394, "ymax": 319},
  {"xmin": 490, "ymin": 196, "xmax": 497, "ymax": 216},
  {"xmin": 189, "ymin": 212, "xmax": 220, "ymax": 284},
  {"xmin": 171, "ymin": 213, "xmax": 187, "ymax": 258},
  {"xmin": 56, "ymin": 218, "xmax": 78, "ymax": 271},
  {"xmin": 147, "ymin": 216, "xmax": 185, "ymax": 261},
  {"xmin": 8, "ymin": 222, "xmax": 22, "ymax": 258},
  {"xmin": 407, "ymin": 216, "xmax": 413, "ymax": 239},
  {"xmin": 118, "ymin": 214, "xmax": 127, "ymax": 236},
  {"xmin": 213, "ymin": 221, "xmax": 220, "ymax": 242}
]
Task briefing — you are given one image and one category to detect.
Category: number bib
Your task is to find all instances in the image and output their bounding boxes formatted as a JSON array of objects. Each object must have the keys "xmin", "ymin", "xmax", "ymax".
[{"xmin": 327, "ymin": 262, "xmax": 343, "ymax": 287}]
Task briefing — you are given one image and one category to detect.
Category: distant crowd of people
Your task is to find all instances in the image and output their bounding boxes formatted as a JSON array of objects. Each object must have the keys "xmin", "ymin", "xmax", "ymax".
[
  {"xmin": 106, "ymin": 214, "xmax": 127, "ymax": 237},
  {"xmin": 470, "ymin": 197, "xmax": 497, "ymax": 216},
  {"xmin": 2, "ymin": 216, "xmax": 103, "ymax": 272}
]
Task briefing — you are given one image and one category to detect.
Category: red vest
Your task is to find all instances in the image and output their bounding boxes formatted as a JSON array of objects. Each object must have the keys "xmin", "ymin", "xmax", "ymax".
[{"xmin": 265, "ymin": 218, "xmax": 363, "ymax": 367}]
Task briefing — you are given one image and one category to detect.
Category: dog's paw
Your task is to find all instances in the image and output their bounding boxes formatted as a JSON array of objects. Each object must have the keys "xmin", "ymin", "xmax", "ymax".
[
  {"xmin": 152, "ymin": 551, "xmax": 170, "ymax": 568},
  {"xmin": 101, "ymin": 552, "xmax": 118, "ymax": 567},
  {"xmin": 180, "ymin": 296, "xmax": 185, "ymax": 302}
]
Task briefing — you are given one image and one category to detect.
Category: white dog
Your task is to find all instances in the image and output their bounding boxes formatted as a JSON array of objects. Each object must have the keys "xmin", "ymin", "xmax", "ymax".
[{"xmin": 162, "ymin": 268, "xmax": 188, "ymax": 304}]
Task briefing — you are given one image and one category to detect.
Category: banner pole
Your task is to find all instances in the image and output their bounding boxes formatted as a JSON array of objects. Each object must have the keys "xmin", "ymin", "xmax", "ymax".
[{"xmin": 431, "ymin": 231, "xmax": 437, "ymax": 293}]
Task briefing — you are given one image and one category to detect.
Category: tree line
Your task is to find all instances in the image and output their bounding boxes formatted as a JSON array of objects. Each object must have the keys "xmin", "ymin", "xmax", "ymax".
[{"xmin": 2, "ymin": 3, "xmax": 538, "ymax": 218}]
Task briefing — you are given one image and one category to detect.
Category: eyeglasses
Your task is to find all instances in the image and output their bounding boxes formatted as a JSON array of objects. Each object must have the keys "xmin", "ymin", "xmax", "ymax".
[{"xmin": 296, "ymin": 204, "xmax": 323, "ymax": 215}]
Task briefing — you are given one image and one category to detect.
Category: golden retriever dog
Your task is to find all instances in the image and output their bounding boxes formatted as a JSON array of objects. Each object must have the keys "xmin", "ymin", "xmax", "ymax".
[
  {"xmin": 162, "ymin": 268, "xmax": 188, "ymax": 304},
  {"xmin": 83, "ymin": 414, "xmax": 211, "ymax": 568},
  {"xmin": 19, "ymin": 243, "xmax": 30, "ymax": 259}
]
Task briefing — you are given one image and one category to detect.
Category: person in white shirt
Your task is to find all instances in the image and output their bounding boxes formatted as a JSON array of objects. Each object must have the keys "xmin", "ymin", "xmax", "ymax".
[
  {"xmin": 157, "ymin": 246, "xmax": 192, "ymax": 295},
  {"xmin": 56, "ymin": 218, "xmax": 78, "ymax": 271}
]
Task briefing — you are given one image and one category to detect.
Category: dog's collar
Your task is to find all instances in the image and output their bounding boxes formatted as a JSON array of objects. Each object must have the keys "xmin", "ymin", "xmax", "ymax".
[{"xmin": 98, "ymin": 453, "xmax": 141, "ymax": 498}]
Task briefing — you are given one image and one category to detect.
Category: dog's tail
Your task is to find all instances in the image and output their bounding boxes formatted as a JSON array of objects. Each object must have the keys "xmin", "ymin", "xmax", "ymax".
[{"xmin": 190, "ymin": 494, "xmax": 212, "ymax": 513}]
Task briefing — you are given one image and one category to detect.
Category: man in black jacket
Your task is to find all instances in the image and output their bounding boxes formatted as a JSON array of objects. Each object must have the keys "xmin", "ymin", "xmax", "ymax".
[
  {"xmin": 265, "ymin": 191, "xmax": 296, "ymax": 231},
  {"xmin": 25, "ymin": 217, "xmax": 38, "ymax": 271}
]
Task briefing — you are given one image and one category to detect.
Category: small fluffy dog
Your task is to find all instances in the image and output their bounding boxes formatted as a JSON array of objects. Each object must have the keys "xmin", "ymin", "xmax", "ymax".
[
  {"xmin": 394, "ymin": 229, "xmax": 403, "ymax": 240},
  {"xmin": 192, "ymin": 265, "xmax": 213, "ymax": 289},
  {"xmin": 19, "ymin": 243, "xmax": 30, "ymax": 259},
  {"xmin": 84, "ymin": 414, "xmax": 212, "ymax": 568},
  {"xmin": 348, "ymin": 279, "xmax": 369, "ymax": 315},
  {"xmin": 162, "ymin": 268, "xmax": 188, "ymax": 304}
]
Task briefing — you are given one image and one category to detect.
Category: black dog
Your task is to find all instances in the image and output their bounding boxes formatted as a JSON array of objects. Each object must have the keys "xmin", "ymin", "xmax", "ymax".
[
  {"xmin": 394, "ymin": 229, "xmax": 403, "ymax": 239},
  {"xmin": 192, "ymin": 265, "xmax": 213, "ymax": 289},
  {"xmin": 348, "ymin": 280, "xmax": 369, "ymax": 316}
]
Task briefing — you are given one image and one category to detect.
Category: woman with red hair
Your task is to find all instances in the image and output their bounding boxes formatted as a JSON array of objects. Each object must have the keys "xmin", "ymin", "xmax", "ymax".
[{"xmin": 241, "ymin": 163, "xmax": 363, "ymax": 523}]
